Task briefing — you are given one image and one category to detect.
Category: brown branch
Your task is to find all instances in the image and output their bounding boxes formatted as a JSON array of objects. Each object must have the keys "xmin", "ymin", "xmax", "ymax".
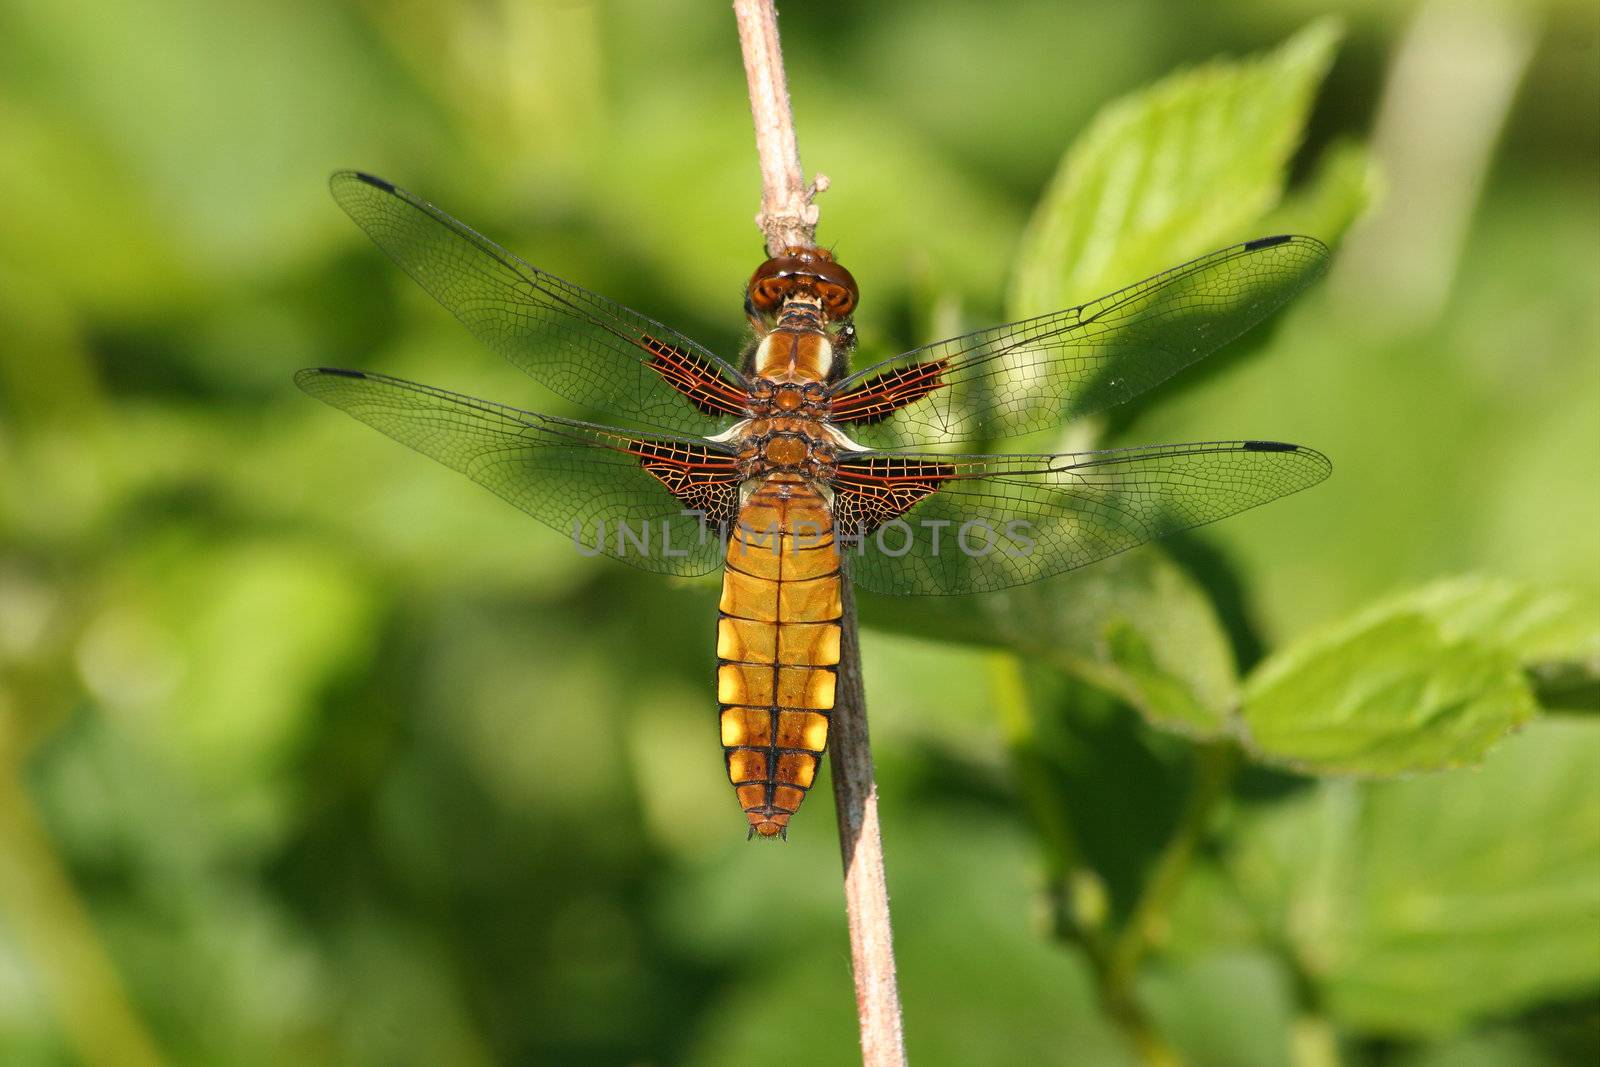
[
  {"xmin": 732, "ymin": 4, "xmax": 906, "ymax": 1064},
  {"xmin": 733, "ymin": 0, "xmax": 827, "ymax": 256},
  {"xmin": 830, "ymin": 574, "xmax": 907, "ymax": 1066}
]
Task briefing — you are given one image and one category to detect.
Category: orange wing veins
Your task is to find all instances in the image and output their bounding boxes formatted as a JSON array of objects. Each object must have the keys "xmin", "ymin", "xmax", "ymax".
[
  {"xmin": 639, "ymin": 334, "xmax": 750, "ymax": 418},
  {"xmin": 626, "ymin": 437, "xmax": 743, "ymax": 523},
  {"xmin": 829, "ymin": 360, "xmax": 948, "ymax": 425},
  {"xmin": 832, "ymin": 456, "xmax": 955, "ymax": 531}
]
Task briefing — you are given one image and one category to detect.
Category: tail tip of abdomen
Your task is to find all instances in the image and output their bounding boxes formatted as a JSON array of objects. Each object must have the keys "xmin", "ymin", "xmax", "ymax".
[{"xmin": 746, "ymin": 811, "xmax": 791, "ymax": 840}]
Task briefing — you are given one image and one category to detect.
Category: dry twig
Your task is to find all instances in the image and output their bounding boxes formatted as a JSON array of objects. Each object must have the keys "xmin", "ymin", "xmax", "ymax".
[
  {"xmin": 732, "ymin": 3, "xmax": 907, "ymax": 1064},
  {"xmin": 733, "ymin": 0, "xmax": 827, "ymax": 256}
]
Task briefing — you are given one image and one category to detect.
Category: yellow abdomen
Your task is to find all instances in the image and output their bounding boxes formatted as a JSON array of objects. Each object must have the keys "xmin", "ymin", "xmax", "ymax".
[{"xmin": 715, "ymin": 474, "xmax": 841, "ymax": 838}]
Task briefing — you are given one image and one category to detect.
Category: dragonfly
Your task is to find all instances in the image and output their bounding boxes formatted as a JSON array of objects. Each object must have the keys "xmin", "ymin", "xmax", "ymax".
[{"xmin": 299, "ymin": 171, "xmax": 1331, "ymax": 840}]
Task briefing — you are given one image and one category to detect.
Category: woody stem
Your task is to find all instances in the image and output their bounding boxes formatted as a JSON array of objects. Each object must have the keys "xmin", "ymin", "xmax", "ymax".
[{"xmin": 733, "ymin": 3, "xmax": 906, "ymax": 1065}]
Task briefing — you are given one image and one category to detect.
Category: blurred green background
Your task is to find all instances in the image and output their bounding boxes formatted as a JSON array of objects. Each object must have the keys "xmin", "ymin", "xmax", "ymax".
[{"xmin": 1, "ymin": 1, "xmax": 1596, "ymax": 1065}]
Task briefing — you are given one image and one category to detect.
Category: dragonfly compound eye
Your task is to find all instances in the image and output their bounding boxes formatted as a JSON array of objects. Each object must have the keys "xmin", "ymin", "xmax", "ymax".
[
  {"xmin": 817, "ymin": 281, "xmax": 856, "ymax": 317},
  {"xmin": 749, "ymin": 274, "xmax": 790, "ymax": 312},
  {"xmin": 747, "ymin": 247, "xmax": 859, "ymax": 318}
]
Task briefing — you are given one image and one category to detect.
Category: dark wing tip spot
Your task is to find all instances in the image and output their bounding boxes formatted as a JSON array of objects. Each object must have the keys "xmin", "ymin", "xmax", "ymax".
[
  {"xmin": 315, "ymin": 367, "xmax": 367, "ymax": 379},
  {"xmin": 1242, "ymin": 234, "xmax": 1294, "ymax": 251},
  {"xmin": 1243, "ymin": 439, "xmax": 1299, "ymax": 452},
  {"xmin": 350, "ymin": 171, "xmax": 395, "ymax": 193}
]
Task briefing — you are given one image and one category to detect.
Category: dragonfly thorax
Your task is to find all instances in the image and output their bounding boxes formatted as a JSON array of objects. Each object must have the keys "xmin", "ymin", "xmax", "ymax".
[
  {"xmin": 751, "ymin": 325, "xmax": 836, "ymax": 383},
  {"xmin": 734, "ymin": 418, "xmax": 838, "ymax": 480},
  {"xmin": 747, "ymin": 379, "xmax": 827, "ymax": 416}
]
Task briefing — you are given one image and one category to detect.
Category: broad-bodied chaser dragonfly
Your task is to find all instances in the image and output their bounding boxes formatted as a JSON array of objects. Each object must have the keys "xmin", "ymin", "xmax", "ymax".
[{"xmin": 299, "ymin": 172, "xmax": 1330, "ymax": 839}]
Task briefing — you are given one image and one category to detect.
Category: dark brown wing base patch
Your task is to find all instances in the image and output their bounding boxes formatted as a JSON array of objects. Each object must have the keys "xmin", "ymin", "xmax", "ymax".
[
  {"xmin": 832, "ymin": 456, "xmax": 955, "ymax": 531},
  {"xmin": 628, "ymin": 439, "xmax": 742, "ymax": 522},
  {"xmin": 828, "ymin": 359, "xmax": 947, "ymax": 425},
  {"xmin": 640, "ymin": 334, "xmax": 750, "ymax": 418}
]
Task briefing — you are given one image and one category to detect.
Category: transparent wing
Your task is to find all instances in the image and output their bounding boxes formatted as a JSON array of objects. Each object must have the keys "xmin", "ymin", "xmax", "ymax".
[
  {"xmin": 829, "ymin": 236, "xmax": 1329, "ymax": 447},
  {"xmin": 832, "ymin": 440, "xmax": 1331, "ymax": 595},
  {"xmin": 297, "ymin": 367, "xmax": 742, "ymax": 577},
  {"xmin": 330, "ymin": 171, "xmax": 750, "ymax": 436}
]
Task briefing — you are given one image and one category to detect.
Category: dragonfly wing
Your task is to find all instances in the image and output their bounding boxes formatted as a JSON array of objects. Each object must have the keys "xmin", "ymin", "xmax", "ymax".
[
  {"xmin": 832, "ymin": 440, "xmax": 1331, "ymax": 595},
  {"xmin": 830, "ymin": 236, "xmax": 1329, "ymax": 447},
  {"xmin": 297, "ymin": 367, "xmax": 741, "ymax": 577},
  {"xmin": 330, "ymin": 171, "xmax": 750, "ymax": 436}
]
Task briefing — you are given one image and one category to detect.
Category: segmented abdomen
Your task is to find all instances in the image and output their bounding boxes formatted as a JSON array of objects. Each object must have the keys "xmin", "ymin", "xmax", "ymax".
[{"xmin": 715, "ymin": 474, "xmax": 841, "ymax": 838}]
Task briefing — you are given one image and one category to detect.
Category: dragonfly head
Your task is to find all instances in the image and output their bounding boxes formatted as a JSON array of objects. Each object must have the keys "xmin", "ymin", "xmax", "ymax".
[{"xmin": 747, "ymin": 246, "xmax": 858, "ymax": 320}]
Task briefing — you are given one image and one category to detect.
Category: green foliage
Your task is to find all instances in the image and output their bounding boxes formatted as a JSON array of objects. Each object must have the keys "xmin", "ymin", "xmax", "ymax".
[
  {"xmin": 1010, "ymin": 19, "xmax": 1343, "ymax": 317},
  {"xmin": 865, "ymin": 547, "xmax": 1239, "ymax": 736},
  {"xmin": 1241, "ymin": 577, "xmax": 1598, "ymax": 775},
  {"xmin": 1222, "ymin": 717, "xmax": 1600, "ymax": 1035},
  {"xmin": 867, "ymin": 13, "xmax": 1599, "ymax": 1067},
  {"xmin": 1137, "ymin": 951, "xmax": 1300, "ymax": 1067},
  {"xmin": 1257, "ymin": 140, "xmax": 1383, "ymax": 246}
]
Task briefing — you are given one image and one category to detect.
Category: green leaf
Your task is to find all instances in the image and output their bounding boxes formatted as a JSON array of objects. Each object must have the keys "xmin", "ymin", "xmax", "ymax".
[
  {"xmin": 861, "ymin": 546, "xmax": 1238, "ymax": 736},
  {"xmin": 1008, "ymin": 19, "xmax": 1341, "ymax": 319},
  {"xmin": 1226, "ymin": 717, "xmax": 1600, "ymax": 1036},
  {"xmin": 1255, "ymin": 139, "xmax": 1382, "ymax": 245},
  {"xmin": 1138, "ymin": 952, "xmax": 1299, "ymax": 1067},
  {"xmin": 1240, "ymin": 577, "xmax": 1598, "ymax": 775},
  {"xmin": 1395, "ymin": 578, "xmax": 1600, "ymax": 662},
  {"xmin": 1100, "ymin": 620, "xmax": 1225, "ymax": 736}
]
